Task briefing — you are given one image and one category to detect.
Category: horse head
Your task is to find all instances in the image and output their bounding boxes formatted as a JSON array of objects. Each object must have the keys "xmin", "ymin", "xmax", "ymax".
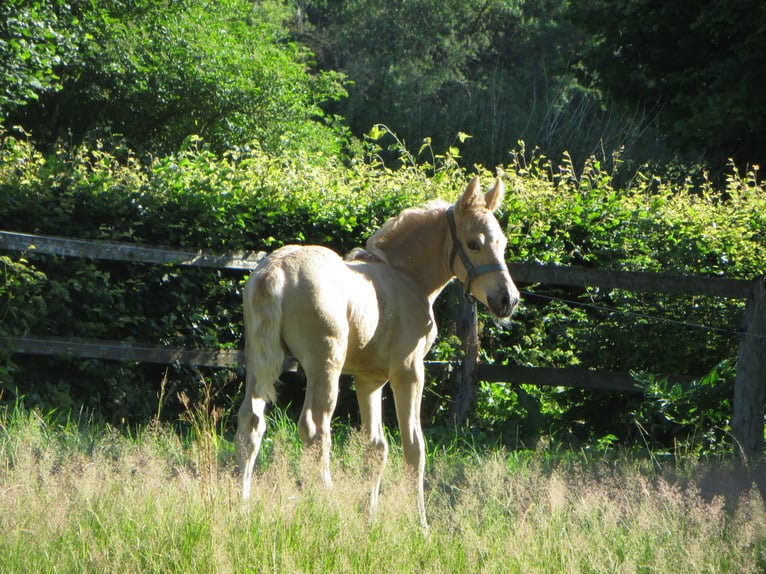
[{"xmin": 447, "ymin": 176, "xmax": 520, "ymax": 317}]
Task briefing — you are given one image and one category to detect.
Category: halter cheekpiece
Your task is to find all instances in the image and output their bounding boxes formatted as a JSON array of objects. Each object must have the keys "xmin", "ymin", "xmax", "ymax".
[{"xmin": 446, "ymin": 205, "xmax": 506, "ymax": 298}]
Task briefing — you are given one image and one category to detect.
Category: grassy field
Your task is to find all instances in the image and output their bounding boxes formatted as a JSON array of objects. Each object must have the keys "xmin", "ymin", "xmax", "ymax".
[{"xmin": 1, "ymin": 402, "xmax": 765, "ymax": 573}]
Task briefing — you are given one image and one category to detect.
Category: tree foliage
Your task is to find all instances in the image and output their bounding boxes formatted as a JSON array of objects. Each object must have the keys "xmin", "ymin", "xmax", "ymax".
[
  {"xmin": 301, "ymin": 0, "xmax": 766, "ymax": 172},
  {"xmin": 567, "ymin": 0, "xmax": 766, "ymax": 168},
  {"xmin": 0, "ymin": 0, "xmax": 79, "ymax": 119},
  {"xmin": 301, "ymin": 0, "xmax": 647, "ymax": 168},
  {"xmin": 4, "ymin": 0, "xmax": 348, "ymax": 156},
  {"xmin": 5, "ymin": 0, "xmax": 763, "ymax": 169}
]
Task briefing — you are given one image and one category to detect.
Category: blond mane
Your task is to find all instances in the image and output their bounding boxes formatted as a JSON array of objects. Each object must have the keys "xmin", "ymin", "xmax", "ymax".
[{"xmin": 346, "ymin": 200, "xmax": 449, "ymax": 264}]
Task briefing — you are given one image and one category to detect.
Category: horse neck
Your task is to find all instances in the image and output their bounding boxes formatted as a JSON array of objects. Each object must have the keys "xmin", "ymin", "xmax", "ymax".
[{"xmin": 383, "ymin": 207, "xmax": 453, "ymax": 305}]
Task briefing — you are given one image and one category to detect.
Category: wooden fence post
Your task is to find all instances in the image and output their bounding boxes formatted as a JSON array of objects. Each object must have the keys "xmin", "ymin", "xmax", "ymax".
[
  {"xmin": 448, "ymin": 283, "xmax": 480, "ymax": 426},
  {"xmin": 733, "ymin": 276, "xmax": 766, "ymax": 462}
]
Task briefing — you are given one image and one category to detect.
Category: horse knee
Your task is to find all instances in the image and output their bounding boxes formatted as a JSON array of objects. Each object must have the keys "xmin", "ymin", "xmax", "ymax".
[
  {"xmin": 370, "ymin": 435, "xmax": 388, "ymax": 462},
  {"xmin": 236, "ymin": 399, "xmax": 268, "ymax": 500},
  {"xmin": 299, "ymin": 404, "xmax": 334, "ymax": 446},
  {"xmin": 236, "ymin": 399, "xmax": 267, "ymax": 466},
  {"xmin": 401, "ymin": 433, "xmax": 425, "ymax": 471},
  {"xmin": 298, "ymin": 411, "xmax": 334, "ymax": 487},
  {"xmin": 238, "ymin": 396, "xmax": 266, "ymax": 432},
  {"xmin": 367, "ymin": 436, "xmax": 389, "ymax": 482}
]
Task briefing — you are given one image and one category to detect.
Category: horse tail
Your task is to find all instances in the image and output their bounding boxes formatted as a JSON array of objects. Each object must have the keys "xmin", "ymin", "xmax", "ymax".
[{"xmin": 243, "ymin": 265, "xmax": 286, "ymax": 404}]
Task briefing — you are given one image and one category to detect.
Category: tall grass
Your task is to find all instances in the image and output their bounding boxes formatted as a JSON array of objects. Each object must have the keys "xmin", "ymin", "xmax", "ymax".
[{"xmin": 1, "ymin": 400, "xmax": 764, "ymax": 573}]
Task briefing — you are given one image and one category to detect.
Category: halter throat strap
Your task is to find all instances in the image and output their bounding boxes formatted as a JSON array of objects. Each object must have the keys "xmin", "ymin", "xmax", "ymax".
[{"xmin": 446, "ymin": 206, "xmax": 506, "ymax": 297}]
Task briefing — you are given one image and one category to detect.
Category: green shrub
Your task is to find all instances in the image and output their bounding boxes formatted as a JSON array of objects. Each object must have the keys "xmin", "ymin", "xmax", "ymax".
[
  {"xmin": 472, "ymin": 149, "xmax": 764, "ymax": 450},
  {"xmin": 0, "ymin": 129, "xmax": 449, "ymax": 421},
  {"xmin": 1, "ymin": 129, "xmax": 765, "ymax": 451}
]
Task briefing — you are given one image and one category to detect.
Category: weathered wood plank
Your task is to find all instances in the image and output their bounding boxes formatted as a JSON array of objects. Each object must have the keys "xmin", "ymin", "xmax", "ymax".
[
  {"xmin": 3, "ymin": 335, "xmax": 659, "ymax": 394},
  {"xmin": 1, "ymin": 231, "xmax": 753, "ymax": 298},
  {"xmin": 4, "ymin": 336, "xmax": 244, "ymax": 368},
  {"xmin": 476, "ymin": 364, "xmax": 645, "ymax": 393},
  {"xmin": 3, "ymin": 334, "xmax": 452, "ymax": 374},
  {"xmin": 0, "ymin": 230, "xmax": 265, "ymax": 270},
  {"xmin": 507, "ymin": 262, "xmax": 751, "ymax": 299},
  {"xmin": 732, "ymin": 277, "xmax": 766, "ymax": 461}
]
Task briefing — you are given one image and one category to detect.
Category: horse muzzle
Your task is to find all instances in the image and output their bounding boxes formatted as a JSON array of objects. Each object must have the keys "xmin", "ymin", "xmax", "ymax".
[{"xmin": 487, "ymin": 285, "xmax": 520, "ymax": 318}]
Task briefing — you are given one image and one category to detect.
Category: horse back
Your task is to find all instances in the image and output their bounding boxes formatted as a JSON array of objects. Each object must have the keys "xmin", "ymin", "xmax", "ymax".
[{"xmin": 254, "ymin": 244, "xmax": 434, "ymax": 379}]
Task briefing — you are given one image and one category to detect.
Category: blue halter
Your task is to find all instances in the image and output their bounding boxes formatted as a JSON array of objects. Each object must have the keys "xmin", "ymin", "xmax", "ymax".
[{"xmin": 446, "ymin": 206, "xmax": 507, "ymax": 297}]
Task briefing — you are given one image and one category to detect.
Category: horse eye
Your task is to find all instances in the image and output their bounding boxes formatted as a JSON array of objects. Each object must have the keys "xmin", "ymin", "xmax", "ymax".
[{"xmin": 466, "ymin": 239, "xmax": 481, "ymax": 251}]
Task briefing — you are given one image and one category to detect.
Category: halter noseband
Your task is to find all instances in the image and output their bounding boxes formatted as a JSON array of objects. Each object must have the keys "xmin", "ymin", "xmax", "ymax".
[{"xmin": 446, "ymin": 206, "xmax": 507, "ymax": 298}]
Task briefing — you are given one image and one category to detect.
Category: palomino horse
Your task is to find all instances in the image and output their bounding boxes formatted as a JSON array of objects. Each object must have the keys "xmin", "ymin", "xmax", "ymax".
[{"xmin": 236, "ymin": 176, "xmax": 519, "ymax": 530}]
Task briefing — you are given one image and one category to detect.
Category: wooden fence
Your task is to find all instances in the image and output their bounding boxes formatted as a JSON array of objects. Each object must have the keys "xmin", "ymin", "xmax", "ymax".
[{"xmin": 1, "ymin": 230, "xmax": 764, "ymax": 459}]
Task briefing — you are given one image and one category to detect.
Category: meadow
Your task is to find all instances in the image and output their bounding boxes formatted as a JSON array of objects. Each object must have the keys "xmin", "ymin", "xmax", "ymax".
[{"xmin": 1, "ymin": 400, "xmax": 764, "ymax": 573}]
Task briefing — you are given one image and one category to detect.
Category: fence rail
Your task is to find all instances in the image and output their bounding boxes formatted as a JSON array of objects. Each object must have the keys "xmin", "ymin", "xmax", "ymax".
[
  {"xmin": 1, "ymin": 335, "xmax": 650, "ymax": 394},
  {"xmin": 0, "ymin": 230, "xmax": 265, "ymax": 270},
  {"xmin": 1, "ymin": 230, "xmax": 752, "ymax": 296},
  {"xmin": 2, "ymin": 229, "xmax": 763, "ymax": 458},
  {"xmin": 3, "ymin": 335, "xmax": 245, "ymax": 369},
  {"xmin": 507, "ymin": 261, "xmax": 751, "ymax": 299}
]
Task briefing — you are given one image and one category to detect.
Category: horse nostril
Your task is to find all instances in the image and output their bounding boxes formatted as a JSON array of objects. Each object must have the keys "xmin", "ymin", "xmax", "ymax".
[
  {"xmin": 501, "ymin": 287, "xmax": 520, "ymax": 316},
  {"xmin": 487, "ymin": 286, "xmax": 519, "ymax": 317},
  {"xmin": 487, "ymin": 288, "xmax": 512, "ymax": 317}
]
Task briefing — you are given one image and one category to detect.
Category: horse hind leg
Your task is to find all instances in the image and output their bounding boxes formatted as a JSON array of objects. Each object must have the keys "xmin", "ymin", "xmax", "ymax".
[
  {"xmin": 235, "ymin": 392, "xmax": 267, "ymax": 500},
  {"xmin": 296, "ymin": 344, "xmax": 344, "ymax": 489},
  {"xmin": 235, "ymin": 358, "xmax": 282, "ymax": 500},
  {"xmin": 236, "ymin": 348, "xmax": 283, "ymax": 499},
  {"xmin": 236, "ymin": 272, "xmax": 285, "ymax": 500}
]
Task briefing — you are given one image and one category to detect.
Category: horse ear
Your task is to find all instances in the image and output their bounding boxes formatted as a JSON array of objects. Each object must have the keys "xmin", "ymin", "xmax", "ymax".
[
  {"xmin": 455, "ymin": 176, "xmax": 484, "ymax": 213},
  {"xmin": 485, "ymin": 178, "xmax": 506, "ymax": 211}
]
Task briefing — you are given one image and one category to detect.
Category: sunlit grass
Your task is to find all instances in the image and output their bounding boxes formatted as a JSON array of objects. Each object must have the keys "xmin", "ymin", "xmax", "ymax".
[{"xmin": 1, "ymin": 402, "xmax": 765, "ymax": 573}]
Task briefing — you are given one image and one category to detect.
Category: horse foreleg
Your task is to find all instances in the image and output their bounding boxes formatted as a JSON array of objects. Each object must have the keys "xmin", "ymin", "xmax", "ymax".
[
  {"xmin": 391, "ymin": 372, "xmax": 428, "ymax": 532},
  {"xmin": 356, "ymin": 379, "xmax": 389, "ymax": 514}
]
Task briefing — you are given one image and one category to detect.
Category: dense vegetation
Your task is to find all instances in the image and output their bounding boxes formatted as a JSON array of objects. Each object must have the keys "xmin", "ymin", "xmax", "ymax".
[
  {"xmin": 2, "ymin": 0, "xmax": 766, "ymax": 456},
  {"xmin": 300, "ymin": 0, "xmax": 766, "ymax": 172},
  {"xmin": 2, "ymin": 401, "xmax": 765, "ymax": 572}
]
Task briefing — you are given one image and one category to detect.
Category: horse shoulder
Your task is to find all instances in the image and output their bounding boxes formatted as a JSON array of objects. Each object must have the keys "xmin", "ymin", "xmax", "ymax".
[{"xmin": 353, "ymin": 261, "xmax": 434, "ymax": 346}]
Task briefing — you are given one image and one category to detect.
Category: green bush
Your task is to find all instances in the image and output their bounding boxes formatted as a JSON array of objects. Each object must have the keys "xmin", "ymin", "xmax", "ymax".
[
  {"xmin": 0, "ymin": 129, "xmax": 450, "ymax": 421},
  {"xmin": 1, "ymin": 129, "xmax": 765, "ymax": 451},
  {"xmin": 0, "ymin": 0, "xmax": 79, "ymax": 119},
  {"xmin": 471, "ymin": 149, "xmax": 764, "ymax": 449}
]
